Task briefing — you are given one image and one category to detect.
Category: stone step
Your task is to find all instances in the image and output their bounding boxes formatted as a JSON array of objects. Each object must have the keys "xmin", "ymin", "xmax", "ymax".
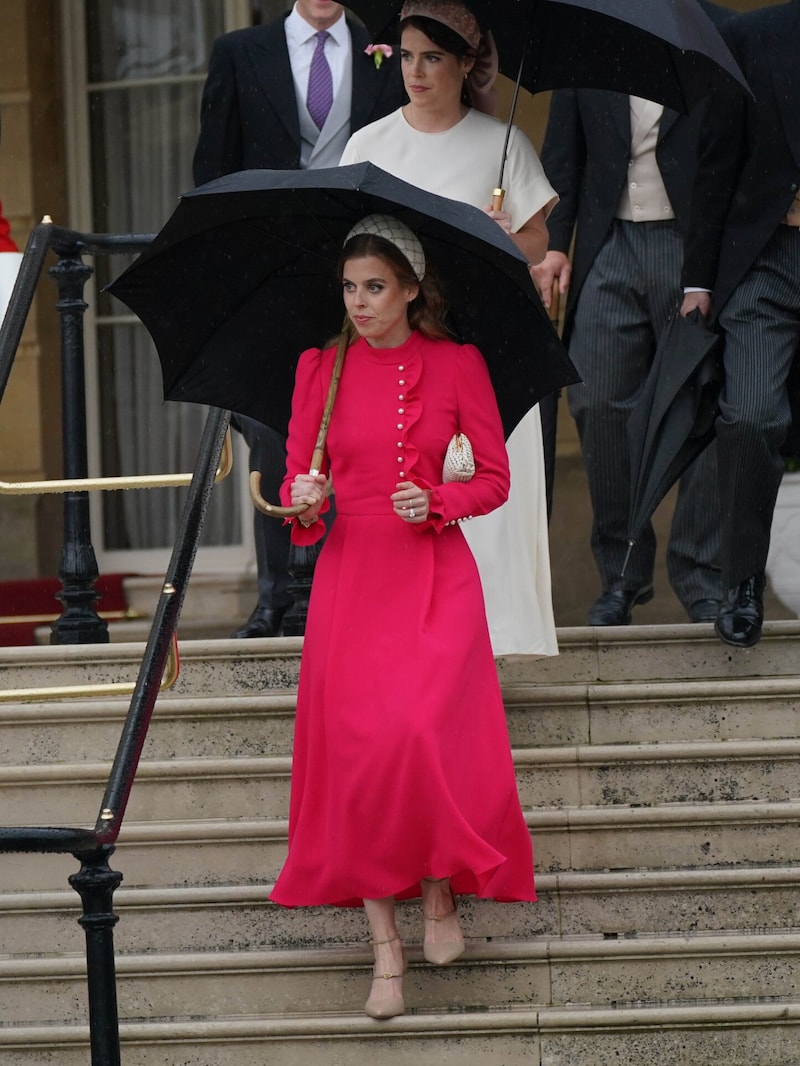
[
  {"xmin": 533, "ymin": 799, "xmax": 800, "ymax": 874},
  {"xmin": 3, "ymin": 625, "xmax": 799, "ymax": 1066},
  {"xmin": 3, "ymin": 1001, "xmax": 799, "ymax": 1066},
  {"xmin": 3, "ymin": 622, "xmax": 800, "ymax": 704},
  {"xmin": 0, "ymin": 756, "xmax": 294, "ymax": 823},
  {"xmin": 500, "ymin": 620, "xmax": 800, "ymax": 685},
  {"xmin": 0, "ymin": 638, "xmax": 303, "ymax": 699},
  {"xmin": 505, "ymin": 674, "xmax": 800, "ymax": 747},
  {"xmin": 125, "ymin": 573, "xmax": 255, "ymax": 640},
  {"xmin": 5, "ymin": 800, "xmax": 800, "ymax": 893},
  {"xmin": 4, "ymin": 673, "xmax": 800, "ymax": 769},
  {"xmin": 3, "ymin": 930, "xmax": 800, "ymax": 1026},
  {"xmin": 5, "ymin": 737, "xmax": 800, "ymax": 825},
  {"xmin": 0, "ymin": 694, "xmax": 298, "ymax": 765},
  {"xmin": 516, "ymin": 737, "xmax": 800, "ymax": 807},
  {"xmin": 3, "ymin": 864, "xmax": 800, "ymax": 957}
]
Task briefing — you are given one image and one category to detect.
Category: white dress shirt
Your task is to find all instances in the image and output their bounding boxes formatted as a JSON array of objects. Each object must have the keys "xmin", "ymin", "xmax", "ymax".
[{"xmin": 285, "ymin": 3, "xmax": 351, "ymax": 105}]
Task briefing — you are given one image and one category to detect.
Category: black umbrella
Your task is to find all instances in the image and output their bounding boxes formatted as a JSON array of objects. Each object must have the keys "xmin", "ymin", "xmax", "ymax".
[
  {"xmin": 349, "ymin": 0, "xmax": 750, "ymax": 113},
  {"xmin": 621, "ymin": 308, "xmax": 722, "ymax": 576},
  {"xmin": 107, "ymin": 163, "xmax": 579, "ymax": 442}
]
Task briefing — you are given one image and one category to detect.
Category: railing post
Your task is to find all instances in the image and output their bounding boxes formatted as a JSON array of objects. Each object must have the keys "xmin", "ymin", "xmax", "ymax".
[
  {"xmin": 68, "ymin": 846, "xmax": 123, "ymax": 1066},
  {"xmin": 49, "ymin": 242, "xmax": 108, "ymax": 644},
  {"xmin": 282, "ymin": 542, "xmax": 321, "ymax": 635}
]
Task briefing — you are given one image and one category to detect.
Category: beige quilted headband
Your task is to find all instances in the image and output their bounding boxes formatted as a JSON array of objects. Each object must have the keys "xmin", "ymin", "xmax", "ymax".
[{"xmin": 345, "ymin": 214, "xmax": 426, "ymax": 281}]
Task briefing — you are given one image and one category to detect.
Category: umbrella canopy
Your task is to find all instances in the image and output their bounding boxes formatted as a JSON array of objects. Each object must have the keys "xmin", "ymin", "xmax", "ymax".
[
  {"xmin": 623, "ymin": 309, "xmax": 722, "ymax": 570},
  {"xmin": 107, "ymin": 163, "xmax": 579, "ymax": 440},
  {"xmin": 350, "ymin": 0, "xmax": 750, "ymax": 114}
]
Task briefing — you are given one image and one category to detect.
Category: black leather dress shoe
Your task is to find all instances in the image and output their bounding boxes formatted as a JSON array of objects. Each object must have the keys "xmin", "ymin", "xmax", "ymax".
[
  {"xmin": 687, "ymin": 598, "xmax": 720, "ymax": 623},
  {"xmin": 588, "ymin": 585, "xmax": 654, "ymax": 626},
  {"xmin": 231, "ymin": 605, "xmax": 289, "ymax": 639},
  {"xmin": 714, "ymin": 573, "xmax": 766, "ymax": 648}
]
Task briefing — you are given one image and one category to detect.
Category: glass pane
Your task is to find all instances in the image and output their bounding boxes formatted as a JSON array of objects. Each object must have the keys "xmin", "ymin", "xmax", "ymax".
[
  {"xmin": 85, "ymin": 1, "xmax": 239, "ymax": 553},
  {"xmin": 88, "ymin": 82, "xmax": 200, "ymax": 309},
  {"xmin": 96, "ymin": 322, "xmax": 239, "ymax": 550},
  {"xmin": 86, "ymin": 0, "xmax": 224, "ymax": 83}
]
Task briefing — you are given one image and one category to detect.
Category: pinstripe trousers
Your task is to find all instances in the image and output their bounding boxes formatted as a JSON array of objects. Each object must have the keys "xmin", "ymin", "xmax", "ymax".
[
  {"xmin": 232, "ymin": 414, "xmax": 294, "ymax": 610},
  {"xmin": 567, "ymin": 219, "xmax": 723, "ymax": 609},
  {"xmin": 716, "ymin": 225, "xmax": 800, "ymax": 589}
]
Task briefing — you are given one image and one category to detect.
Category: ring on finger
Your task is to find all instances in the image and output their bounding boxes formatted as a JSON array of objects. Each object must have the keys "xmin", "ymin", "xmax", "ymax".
[{"xmin": 409, "ymin": 508, "xmax": 415, "ymax": 519}]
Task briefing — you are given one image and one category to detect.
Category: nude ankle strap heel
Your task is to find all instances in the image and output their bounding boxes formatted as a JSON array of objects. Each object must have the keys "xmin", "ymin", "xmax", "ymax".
[
  {"xmin": 365, "ymin": 934, "xmax": 405, "ymax": 1019},
  {"xmin": 422, "ymin": 882, "xmax": 465, "ymax": 966}
]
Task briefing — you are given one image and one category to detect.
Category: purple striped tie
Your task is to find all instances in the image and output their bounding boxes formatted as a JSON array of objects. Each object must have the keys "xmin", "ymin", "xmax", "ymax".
[{"xmin": 307, "ymin": 31, "xmax": 333, "ymax": 131}]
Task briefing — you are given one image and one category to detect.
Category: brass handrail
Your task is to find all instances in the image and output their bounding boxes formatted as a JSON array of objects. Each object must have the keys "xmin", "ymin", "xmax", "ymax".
[
  {"xmin": 0, "ymin": 608, "xmax": 140, "ymax": 625},
  {"xmin": 0, "ymin": 631, "xmax": 180, "ymax": 704},
  {"xmin": 0, "ymin": 429, "xmax": 233, "ymax": 495}
]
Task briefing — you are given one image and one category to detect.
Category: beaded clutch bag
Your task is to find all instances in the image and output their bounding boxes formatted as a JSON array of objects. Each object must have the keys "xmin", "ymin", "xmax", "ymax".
[{"xmin": 442, "ymin": 432, "xmax": 475, "ymax": 483}]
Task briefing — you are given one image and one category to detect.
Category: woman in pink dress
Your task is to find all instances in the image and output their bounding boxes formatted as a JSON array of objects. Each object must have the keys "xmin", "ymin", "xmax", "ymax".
[{"xmin": 270, "ymin": 214, "xmax": 535, "ymax": 1019}]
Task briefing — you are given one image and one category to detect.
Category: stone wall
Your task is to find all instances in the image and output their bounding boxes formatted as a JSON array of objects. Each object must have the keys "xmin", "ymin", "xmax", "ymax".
[{"xmin": 0, "ymin": 0, "xmax": 67, "ymax": 579}]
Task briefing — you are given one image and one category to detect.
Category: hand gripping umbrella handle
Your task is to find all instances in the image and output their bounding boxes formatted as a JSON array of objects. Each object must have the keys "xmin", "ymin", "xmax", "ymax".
[
  {"xmin": 249, "ymin": 327, "xmax": 348, "ymax": 519},
  {"xmin": 549, "ymin": 280, "xmax": 561, "ymax": 328}
]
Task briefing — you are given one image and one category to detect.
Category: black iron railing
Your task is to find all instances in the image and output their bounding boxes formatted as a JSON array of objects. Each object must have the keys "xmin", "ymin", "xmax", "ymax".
[
  {"xmin": 0, "ymin": 403, "xmax": 230, "ymax": 1065},
  {"xmin": 0, "ymin": 220, "xmax": 159, "ymax": 644},
  {"xmin": 0, "ymin": 222, "xmax": 231, "ymax": 1064}
]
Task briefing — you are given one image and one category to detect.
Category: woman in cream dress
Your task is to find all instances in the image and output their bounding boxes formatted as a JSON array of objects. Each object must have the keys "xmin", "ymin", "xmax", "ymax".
[{"xmin": 341, "ymin": 0, "xmax": 559, "ymax": 656}]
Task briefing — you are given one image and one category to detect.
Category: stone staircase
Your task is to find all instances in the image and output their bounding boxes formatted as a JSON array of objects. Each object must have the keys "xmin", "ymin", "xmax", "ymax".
[{"xmin": 2, "ymin": 622, "xmax": 800, "ymax": 1064}]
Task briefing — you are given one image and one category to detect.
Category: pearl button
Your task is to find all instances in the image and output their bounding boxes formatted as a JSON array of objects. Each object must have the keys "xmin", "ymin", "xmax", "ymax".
[
  {"xmin": 398, "ymin": 365, "xmax": 405, "ymax": 371},
  {"xmin": 398, "ymin": 408, "xmax": 404, "ymax": 414},
  {"xmin": 399, "ymin": 471, "xmax": 405, "ymax": 477},
  {"xmin": 398, "ymin": 394, "xmax": 404, "ymax": 400},
  {"xmin": 398, "ymin": 379, "xmax": 405, "ymax": 385},
  {"xmin": 397, "ymin": 456, "xmax": 403, "ymax": 462},
  {"xmin": 397, "ymin": 442, "xmax": 403, "ymax": 447},
  {"xmin": 397, "ymin": 423, "xmax": 403, "ymax": 429}
]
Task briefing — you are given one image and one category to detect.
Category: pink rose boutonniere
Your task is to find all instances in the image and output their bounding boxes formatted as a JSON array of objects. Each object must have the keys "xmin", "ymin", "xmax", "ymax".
[{"xmin": 365, "ymin": 43, "xmax": 393, "ymax": 69}]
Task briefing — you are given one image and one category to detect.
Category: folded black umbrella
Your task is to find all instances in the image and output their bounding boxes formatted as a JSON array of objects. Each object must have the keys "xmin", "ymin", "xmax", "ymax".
[
  {"xmin": 623, "ymin": 308, "xmax": 722, "ymax": 574},
  {"xmin": 106, "ymin": 163, "xmax": 579, "ymax": 439}
]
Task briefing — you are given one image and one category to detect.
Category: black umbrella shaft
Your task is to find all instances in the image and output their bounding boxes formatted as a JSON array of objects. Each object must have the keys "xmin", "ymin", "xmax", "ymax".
[{"xmin": 496, "ymin": 48, "xmax": 527, "ymax": 195}]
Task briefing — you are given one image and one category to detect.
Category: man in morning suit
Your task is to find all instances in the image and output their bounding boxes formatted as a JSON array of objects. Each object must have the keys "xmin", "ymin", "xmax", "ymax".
[
  {"xmin": 680, "ymin": 0, "xmax": 800, "ymax": 648},
  {"xmin": 531, "ymin": 0, "xmax": 731, "ymax": 627},
  {"xmin": 193, "ymin": 0, "xmax": 404, "ymax": 638}
]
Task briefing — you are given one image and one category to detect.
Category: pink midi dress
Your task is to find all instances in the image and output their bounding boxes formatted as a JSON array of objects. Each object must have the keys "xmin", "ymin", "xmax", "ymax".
[{"xmin": 270, "ymin": 331, "xmax": 536, "ymax": 907}]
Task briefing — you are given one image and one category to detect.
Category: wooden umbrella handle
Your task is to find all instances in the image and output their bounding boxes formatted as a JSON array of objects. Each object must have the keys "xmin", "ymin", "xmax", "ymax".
[
  {"xmin": 249, "ymin": 327, "xmax": 348, "ymax": 519},
  {"xmin": 492, "ymin": 188, "xmax": 505, "ymax": 212},
  {"xmin": 550, "ymin": 279, "xmax": 561, "ymax": 328}
]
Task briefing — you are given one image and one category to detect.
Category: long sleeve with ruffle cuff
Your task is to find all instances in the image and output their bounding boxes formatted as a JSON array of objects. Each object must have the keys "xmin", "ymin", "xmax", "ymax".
[
  {"xmin": 283, "ymin": 497, "xmax": 330, "ymax": 545},
  {"xmin": 412, "ymin": 474, "xmax": 508, "ymax": 534},
  {"xmin": 411, "ymin": 343, "xmax": 510, "ymax": 533},
  {"xmin": 280, "ymin": 346, "xmax": 333, "ymax": 546}
]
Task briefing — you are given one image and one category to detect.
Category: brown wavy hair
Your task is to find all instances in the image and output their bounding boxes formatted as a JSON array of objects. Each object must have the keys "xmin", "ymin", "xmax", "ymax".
[{"xmin": 336, "ymin": 233, "xmax": 454, "ymax": 344}]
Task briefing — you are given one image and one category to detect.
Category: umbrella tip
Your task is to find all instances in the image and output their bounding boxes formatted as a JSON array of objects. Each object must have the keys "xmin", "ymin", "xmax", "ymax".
[{"xmin": 620, "ymin": 540, "xmax": 635, "ymax": 578}]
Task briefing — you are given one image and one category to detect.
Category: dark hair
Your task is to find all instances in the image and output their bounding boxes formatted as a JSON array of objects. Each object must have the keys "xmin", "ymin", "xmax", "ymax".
[
  {"xmin": 398, "ymin": 15, "xmax": 476, "ymax": 61},
  {"xmin": 336, "ymin": 233, "xmax": 453, "ymax": 343}
]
